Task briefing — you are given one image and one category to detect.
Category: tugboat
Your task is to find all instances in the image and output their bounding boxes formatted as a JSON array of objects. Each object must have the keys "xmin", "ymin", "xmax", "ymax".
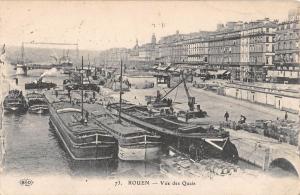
[
  {"xmin": 25, "ymin": 77, "xmax": 57, "ymax": 90},
  {"xmin": 26, "ymin": 92, "xmax": 49, "ymax": 114},
  {"xmin": 63, "ymin": 72, "xmax": 100, "ymax": 93},
  {"xmin": 3, "ymin": 89, "xmax": 28, "ymax": 112},
  {"xmin": 47, "ymin": 56, "xmax": 117, "ymax": 161}
]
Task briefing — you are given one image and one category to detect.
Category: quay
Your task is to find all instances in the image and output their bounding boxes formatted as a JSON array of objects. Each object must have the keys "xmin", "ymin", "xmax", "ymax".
[
  {"xmin": 44, "ymin": 75, "xmax": 300, "ymax": 176},
  {"xmin": 103, "ymin": 81, "xmax": 300, "ymax": 177},
  {"xmin": 226, "ymin": 128, "xmax": 300, "ymax": 176}
]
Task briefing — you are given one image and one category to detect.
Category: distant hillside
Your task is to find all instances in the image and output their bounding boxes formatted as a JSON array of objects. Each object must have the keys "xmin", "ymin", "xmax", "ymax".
[{"xmin": 5, "ymin": 45, "xmax": 102, "ymax": 66}]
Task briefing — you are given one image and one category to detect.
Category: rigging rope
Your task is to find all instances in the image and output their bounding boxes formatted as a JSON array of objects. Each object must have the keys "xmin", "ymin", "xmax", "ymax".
[{"xmin": 173, "ymin": 84, "xmax": 179, "ymax": 103}]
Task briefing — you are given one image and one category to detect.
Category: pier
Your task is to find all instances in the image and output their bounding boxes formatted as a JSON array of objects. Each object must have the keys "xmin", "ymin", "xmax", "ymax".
[{"xmin": 227, "ymin": 128, "xmax": 300, "ymax": 176}]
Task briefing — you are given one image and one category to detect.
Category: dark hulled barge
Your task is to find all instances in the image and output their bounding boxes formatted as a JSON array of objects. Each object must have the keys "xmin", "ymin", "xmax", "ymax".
[
  {"xmin": 3, "ymin": 89, "xmax": 28, "ymax": 112},
  {"xmin": 108, "ymin": 103, "xmax": 239, "ymax": 163},
  {"xmin": 48, "ymin": 101, "xmax": 117, "ymax": 161},
  {"xmin": 26, "ymin": 92, "xmax": 49, "ymax": 114}
]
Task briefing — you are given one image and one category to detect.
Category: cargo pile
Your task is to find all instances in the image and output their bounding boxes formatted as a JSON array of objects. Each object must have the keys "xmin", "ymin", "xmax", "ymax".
[
  {"xmin": 263, "ymin": 120, "xmax": 299, "ymax": 146},
  {"xmin": 195, "ymin": 159, "xmax": 239, "ymax": 176},
  {"xmin": 220, "ymin": 119, "xmax": 299, "ymax": 146},
  {"xmin": 160, "ymin": 154, "xmax": 240, "ymax": 178}
]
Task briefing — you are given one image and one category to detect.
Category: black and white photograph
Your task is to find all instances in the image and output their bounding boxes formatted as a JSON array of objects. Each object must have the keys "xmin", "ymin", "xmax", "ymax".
[{"xmin": 0, "ymin": 1, "xmax": 299, "ymax": 194}]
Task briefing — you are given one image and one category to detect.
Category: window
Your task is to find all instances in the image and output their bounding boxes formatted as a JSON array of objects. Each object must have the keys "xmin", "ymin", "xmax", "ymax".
[
  {"xmin": 266, "ymin": 28, "xmax": 269, "ymax": 33},
  {"xmin": 266, "ymin": 37, "xmax": 269, "ymax": 43}
]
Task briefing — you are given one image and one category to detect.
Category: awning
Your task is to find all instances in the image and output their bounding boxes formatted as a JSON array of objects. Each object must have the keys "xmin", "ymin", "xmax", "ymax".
[
  {"xmin": 168, "ymin": 67, "xmax": 175, "ymax": 72},
  {"xmin": 156, "ymin": 66, "xmax": 167, "ymax": 71},
  {"xmin": 195, "ymin": 69, "xmax": 201, "ymax": 74},
  {"xmin": 207, "ymin": 70, "xmax": 229, "ymax": 76},
  {"xmin": 156, "ymin": 63, "xmax": 172, "ymax": 71},
  {"xmin": 175, "ymin": 68, "xmax": 182, "ymax": 73},
  {"xmin": 152, "ymin": 66, "xmax": 158, "ymax": 70}
]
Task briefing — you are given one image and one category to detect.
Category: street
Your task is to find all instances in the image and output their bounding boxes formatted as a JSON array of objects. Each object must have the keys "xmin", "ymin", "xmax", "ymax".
[{"xmin": 105, "ymin": 82, "xmax": 299, "ymax": 124}]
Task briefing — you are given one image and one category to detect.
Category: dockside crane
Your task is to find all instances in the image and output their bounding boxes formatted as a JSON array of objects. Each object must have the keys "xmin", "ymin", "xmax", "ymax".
[{"xmin": 158, "ymin": 72, "xmax": 195, "ymax": 111}]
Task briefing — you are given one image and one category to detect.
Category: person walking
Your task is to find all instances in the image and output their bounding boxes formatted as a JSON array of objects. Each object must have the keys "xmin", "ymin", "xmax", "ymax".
[
  {"xmin": 285, "ymin": 111, "xmax": 288, "ymax": 120},
  {"xmin": 85, "ymin": 111, "xmax": 89, "ymax": 121},
  {"xmin": 224, "ymin": 111, "xmax": 229, "ymax": 122}
]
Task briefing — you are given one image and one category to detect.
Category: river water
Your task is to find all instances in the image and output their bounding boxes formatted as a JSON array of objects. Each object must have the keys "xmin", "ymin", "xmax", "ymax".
[
  {"xmin": 1, "ymin": 67, "xmax": 298, "ymax": 180},
  {"xmin": 2, "ymin": 68, "xmax": 160, "ymax": 178}
]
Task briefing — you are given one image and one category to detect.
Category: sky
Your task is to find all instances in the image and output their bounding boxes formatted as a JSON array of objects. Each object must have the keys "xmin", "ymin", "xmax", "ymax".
[{"xmin": 0, "ymin": 1, "xmax": 298, "ymax": 51}]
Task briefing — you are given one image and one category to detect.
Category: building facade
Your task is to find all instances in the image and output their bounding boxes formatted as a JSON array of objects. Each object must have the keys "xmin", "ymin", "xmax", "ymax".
[
  {"xmin": 240, "ymin": 19, "xmax": 277, "ymax": 82},
  {"xmin": 208, "ymin": 22, "xmax": 243, "ymax": 80},
  {"xmin": 98, "ymin": 8, "xmax": 300, "ymax": 83},
  {"xmin": 182, "ymin": 32, "xmax": 211, "ymax": 67},
  {"xmin": 270, "ymin": 8, "xmax": 300, "ymax": 83},
  {"xmin": 156, "ymin": 31, "xmax": 187, "ymax": 65},
  {"xmin": 128, "ymin": 34, "xmax": 157, "ymax": 70},
  {"xmin": 98, "ymin": 48, "xmax": 129, "ymax": 69}
]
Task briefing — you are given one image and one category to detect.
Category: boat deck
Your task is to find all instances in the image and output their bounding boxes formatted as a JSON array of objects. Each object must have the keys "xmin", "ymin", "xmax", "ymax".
[
  {"xmin": 109, "ymin": 103, "xmax": 228, "ymax": 139},
  {"xmin": 87, "ymin": 103, "xmax": 153, "ymax": 137},
  {"xmin": 46, "ymin": 93, "xmax": 150, "ymax": 138},
  {"xmin": 51, "ymin": 102, "xmax": 112, "ymax": 136}
]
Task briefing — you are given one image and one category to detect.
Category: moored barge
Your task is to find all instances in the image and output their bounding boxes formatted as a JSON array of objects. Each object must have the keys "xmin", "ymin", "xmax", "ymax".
[
  {"xmin": 3, "ymin": 89, "xmax": 28, "ymax": 113},
  {"xmin": 26, "ymin": 92, "xmax": 49, "ymax": 114},
  {"xmin": 108, "ymin": 103, "xmax": 239, "ymax": 163},
  {"xmin": 91, "ymin": 105, "xmax": 161, "ymax": 161},
  {"xmin": 48, "ymin": 101, "xmax": 117, "ymax": 161}
]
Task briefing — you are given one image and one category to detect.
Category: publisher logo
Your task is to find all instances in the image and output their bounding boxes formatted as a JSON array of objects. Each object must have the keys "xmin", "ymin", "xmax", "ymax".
[{"xmin": 19, "ymin": 178, "xmax": 33, "ymax": 186}]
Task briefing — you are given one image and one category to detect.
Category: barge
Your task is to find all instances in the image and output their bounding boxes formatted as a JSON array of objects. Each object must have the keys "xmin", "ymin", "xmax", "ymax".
[
  {"xmin": 91, "ymin": 105, "xmax": 161, "ymax": 161},
  {"xmin": 48, "ymin": 101, "xmax": 117, "ymax": 161},
  {"xmin": 3, "ymin": 89, "xmax": 28, "ymax": 113},
  {"xmin": 26, "ymin": 92, "xmax": 49, "ymax": 114},
  {"xmin": 108, "ymin": 103, "xmax": 239, "ymax": 163}
]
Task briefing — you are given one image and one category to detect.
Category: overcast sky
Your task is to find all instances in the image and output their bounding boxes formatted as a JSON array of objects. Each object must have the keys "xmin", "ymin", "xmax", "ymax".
[{"xmin": 0, "ymin": 1, "xmax": 298, "ymax": 51}]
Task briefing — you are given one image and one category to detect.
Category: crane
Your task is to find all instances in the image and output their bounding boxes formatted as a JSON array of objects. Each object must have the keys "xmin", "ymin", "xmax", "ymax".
[
  {"xmin": 159, "ymin": 72, "xmax": 195, "ymax": 111},
  {"xmin": 21, "ymin": 41, "xmax": 79, "ymax": 64},
  {"xmin": 150, "ymin": 72, "xmax": 207, "ymax": 121}
]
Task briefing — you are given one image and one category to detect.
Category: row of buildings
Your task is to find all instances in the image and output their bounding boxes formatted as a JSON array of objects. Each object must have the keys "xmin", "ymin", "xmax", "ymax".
[{"xmin": 98, "ymin": 8, "xmax": 300, "ymax": 83}]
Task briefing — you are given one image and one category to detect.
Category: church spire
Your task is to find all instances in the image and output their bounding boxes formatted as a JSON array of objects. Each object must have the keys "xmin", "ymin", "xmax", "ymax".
[
  {"xmin": 151, "ymin": 33, "xmax": 156, "ymax": 45},
  {"xmin": 134, "ymin": 38, "xmax": 139, "ymax": 49}
]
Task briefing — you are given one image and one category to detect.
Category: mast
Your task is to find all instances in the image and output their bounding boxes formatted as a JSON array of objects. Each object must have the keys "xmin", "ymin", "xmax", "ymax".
[
  {"xmin": 81, "ymin": 56, "xmax": 84, "ymax": 121},
  {"xmin": 21, "ymin": 42, "xmax": 24, "ymax": 65},
  {"xmin": 118, "ymin": 59, "xmax": 123, "ymax": 123}
]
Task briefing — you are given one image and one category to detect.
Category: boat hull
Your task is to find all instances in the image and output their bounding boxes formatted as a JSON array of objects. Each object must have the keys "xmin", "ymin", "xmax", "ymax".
[
  {"xmin": 25, "ymin": 82, "xmax": 57, "ymax": 90},
  {"xmin": 48, "ymin": 105, "xmax": 116, "ymax": 161},
  {"xmin": 29, "ymin": 107, "xmax": 48, "ymax": 114},
  {"xmin": 3, "ymin": 104, "xmax": 27, "ymax": 113},
  {"xmin": 49, "ymin": 116, "xmax": 115, "ymax": 160},
  {"xmin": 118, "ymin": 145, "xmax": 160, "ymax": 161}
]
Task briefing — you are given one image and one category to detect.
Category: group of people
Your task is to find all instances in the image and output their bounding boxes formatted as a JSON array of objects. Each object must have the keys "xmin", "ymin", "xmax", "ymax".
[
  {"xmin": 224, "ymin": 110, "xmax": 290, "ymax": 124},
  {"xmin": 224, "ymin": 111, "xmax": 247, "ymax": 124},
  {"xmin": 9, "ymin": 89, "xmax": 23, "ymax": 98}
]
